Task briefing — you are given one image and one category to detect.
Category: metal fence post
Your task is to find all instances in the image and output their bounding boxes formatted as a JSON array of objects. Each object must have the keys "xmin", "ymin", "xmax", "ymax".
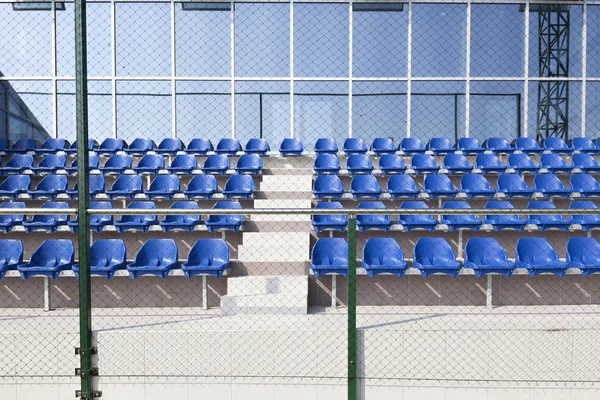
[
  {"xmin": 347, "ymin": 216, "xmax": 357, "ymax": 400},
  {"xmin": 75, "ymin": 0, "xmax": 95, "ymax": 398}
]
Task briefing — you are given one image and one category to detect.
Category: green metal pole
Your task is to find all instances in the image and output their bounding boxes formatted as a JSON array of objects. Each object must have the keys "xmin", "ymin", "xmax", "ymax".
[
  {"xmin": 75, "ymin": 0, "xmax": 94, "ymax": 397},
  {"xmin": 347, "ymin": 217, "xmax": 357, "ymax": 400}
]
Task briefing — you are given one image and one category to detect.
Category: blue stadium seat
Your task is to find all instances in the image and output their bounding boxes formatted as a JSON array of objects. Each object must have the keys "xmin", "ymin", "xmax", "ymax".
[
  {"xmin": 464, "ymin": 238, "xmax": 515, "ymax": 277},
  {"xmin": 182, "ymin": 239, "xmax": 230, "ymax": 278},
  {"xmin": 483, "ymin": 200, "xmax": 526, "ymax": 231},
  {"xmin": 7, "ymin": 138, "xmax": 37, "ymax": 154},
  {"xmin": 357, "ymin": 201, "xmax": 391, "ymax": 232},
  {"xmin": 443, "ymin": 153, "xmax": 472, "ymax": 173},
  {"xmin": 540, "ymin": 153, "xmax": 572, "ymax": 173},
  {"xmin": 0, "ymin": 175, "xmax": 30, "ymax": 199},
  {"xmin": 127, "ymin": 239, "xmax": 179, "ymax": 279},
  {"xmin": 310, "ymin": 238, "xmax": 348, "ymax": 278},
  {"xmin": 31, "ymin": 154, "xmax": 66, "ymax": 174},
  {"xmin": 202, "ymin": 154, "xmax": 230, "ymax": 175},
  {"xmin": 387, "ymin": 175, "xmax": 419, "ymax": 199},
  {"xmin": 456, "ymin": 137, "xmax": 483, "ymax": 154},
  {"xmin": 312, "ymin": 202, "xmax": 347, "ymax": 232},
  {"xmin": 350, "ymin": 175, "xmax": 381, "ymax": 199},
  {"xmin": 134, "ymin": 154, "xmax": 165, "ymax": 174},
  {"xmin": 371, "ymin": 137, "xmax": 396, "ymax": 155},
  {"xmin": 427, "ymin": 137, "xmax": 453, "ymax": 155},
  {"xmin": 73, "ymin": 239, "xmax": 126, "ymax": 279},
  {"xmin": 28, "ymin": 175, "xmax": 67, "ymax": 199},
  {"xmin": 496, "ymin": 173, "xmax": 533, "ymax": 198},
  {"xmin": 411, "ymin": 154, "xmax": 439, "ymax": 173},
  {"xmin": 0, "ymin": 240, "xmax": 23, "ymax": 279},
  {"xmin": 313, "ymin": 175, "xmax": 344, "ymax": 200},
  {"xmin": 424, "ymin": 174, "xmax": 457, "ymax": 198},
  {"xmin": 107, "ymin": 174, "xmax": 143, "ymax": 199},
  {"xmin": 346, "ymin": 154, "xmax": 373, "ymax": 175},
  {"xmin": 483, "ymin": 137, "xmax": 512, "ymax": 153},
  {"xmin": 570, "ymin": 200, "xmax": 600, "ymax": 230},
  {"xmin": 570, "ymin": 137, "xmax": 597, "ymax": 153},
  {"xmin": 516, "ymin": 238, "xmax": 568, "ymax": 276},
  {"xmin": 314, "ymin": 154, "xmax": 341, "ymax": 175},
  {"xmin": 68, "ymin": 201, "xmax": 113, "ymax": 233},
  {"xmin": 3, "ymin": 154, "xmax": 34, "ymax": 174},
  {"xmin": 400, "ymin": 137, "xmax": 426, "ymax": 154},
  {"xmin": 362, "ymin": 238, "xmax": 407, "ymax": 277},
  {"xmin": 533, "ymin": 173, "xmax": 571, "ymax": 198},
  {"xmin": 526, "ymin": 200, "xmax": 571, "ymax": 231},
  {"xmin": 125, "ymin": 138, "xmax": 154, "ymax": 155},
  {"xmin": 223, "ymin": 175, "xmax": 254, "ymax": 200},
  {"xmin": 398, "ymin": 201, "xmax": 437, "ymax": 231},
  {"xmin": 314, "ymin": 138, "xmax": 338, "ymax": 155},
  {"xmin": 343, "ymin": 138, "xmax": 368, "ymax": 155},
  {"xmin": 23, "ymin": 202, "xmax": 69, "ymax": 233},
  {"xmin": 160, "ymin": 201, "xmax": 201, "ymax": 232},
  {"xmin": 513, "ymin": 137, "xmax": 543, "ymax": 154},
  {"xmin": 378, "ymin": 154, "xmax": 406, "ymax": 175},
  {"xmin": 187, "ymin": 138, "xmax": 213, "ymax": 155},
  {"xmin": 245, "ymin": 138, "xmax": 270, "ymax": 156},
  {"xmin": 146, "ymin": 175, "xmax": 180, "ymax": 199},
  {"xmin": 234, "ymin": 154, "xmax": 262, "ymax": 175},
  {"xmin": 36, "ymin": 138, "xmax": 67, "ymax": 154},
  {"xmin": 168, "ymin": 154, "xmax": 197, "ymax": 174},
  {"xmin": 100, "ymin": 154, "xmax": 132, "ymax": 174},
  {"xmin": 413, "ymin": 238, "xmax": 462, "ymax": 277},
  {"xmin": 279, "ymin": 138, "xmax": 303, "ymax": 156},
  {"xmin": 475, "ymin": 153, "xmax": 505, "ymax": 173},
  {"xmin": 65, "ymin": 154, "xmax": 99, "ymax": 175},
  {"xmin": 66, "ymin": 174, "xmax": 105, "ymax": 199},
  {"xmin": 156, "ymin": 138, "xmax": 184, "ymax": 155},
  {"xmin": 460, "ymin": 174, "xmax": 494, "ymax": 199},
  {"xmin": 215, "ymin": 138, "xmax": 242, "ymax": 155},
  {"xmin": 571, "ymin": 173, "xmax": 600, "ymax": 198},
  {"xmin": 0, "ymin": 202, "xmax": 25, "ymax": 233},
  {"xmin": 566, "ymin": 237, "xmax": 600, "ymax": 276},
  {"xmin": 97, "ymin": 138, "xmax": 126, "ymax": 154},
  {"xmin": 184, "ymin": 175, "xmax": 218, "ymax": 199},
  {"xmin": 65, "ymin": 139, "xmax": 96, "ymax": 154},
  {"xmin": 543, "ymin": 137, "xmax": 572, "ymax": 154},
  {"xmin": 440, "ymin": 201, "xmax": 481, "ymax": 231},
  {"xmin": 114, "ymin": 201, "xmax": 158, "ymax": 233},
  {"xmin": 205, "ymin": 201, "xmax": 244, "ymax": 232},
  {"xmin": 18, "ymin": 239, "xmax": 74, "ymax": 279},
  {"xmin": 507, "ymin": 153, "xmax": 539, "ymax": 173},
  {"xmin": 572, "ymin": 153, "xmax": 600, "ymax": 173}
]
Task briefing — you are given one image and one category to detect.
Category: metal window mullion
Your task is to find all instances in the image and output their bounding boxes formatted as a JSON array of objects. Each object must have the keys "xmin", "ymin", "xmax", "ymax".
[
  {"xmin": 111, "ymin": 0, "xmax": 117, "ymax": 138},
  {"xmin": 581, "ymin": 1, "xmax": 587, "ymax": 137},
  {"xmin": 290, "ymin": 0, "xmax": 295, "ymax": 139},
  {"xmin": 465, "ymin": 1, "xmax": 471, "ymax": 138},
  {"xmin": 523, "ymin": 1, "xmax": 530, "ymax": 138},
  {"xmin": 171, "ymin": 0, "xmax": 177, "ymax": 138},
  {"xmin": 51, "ymin": 0, "xmax": 58, "ymax": 138},
  {"xmin": 406, "ymin": 0, "xmax": 412, "ymax": 138},
  {"xmin": 230, "ymin": 0, "xmax": 235, "ymax": 139},
  {"xmin": 348, "ymin": 1, "xmax": 353, "ymax": 138}
]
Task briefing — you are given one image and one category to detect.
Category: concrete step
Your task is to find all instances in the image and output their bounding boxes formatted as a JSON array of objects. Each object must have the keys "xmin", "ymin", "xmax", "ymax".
[
  {"xmin": 251, "ymin": 200, "xmax": 312, "ymax": 221},
  {"xmin": 227, "ymin": 275, "xmax": 308, "ymax": 296},
  {"xmin": 238, "ymin": 232, "xmax": 309, "ymax": 262},
  {"xmin": 259, "ymin": 175, "xmax": 313, "ymax": 192}
]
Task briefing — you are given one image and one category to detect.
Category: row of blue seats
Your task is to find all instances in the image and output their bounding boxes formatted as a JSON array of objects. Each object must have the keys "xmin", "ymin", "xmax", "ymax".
[
  {"xmin": 0, "ymin": 174, "xmax": 255, "ymax": 200},
  {"xmin": 313, "ymin": 173, "xmax": 600, "ymax": 200},
  {"xmin": 314, "ymin": 153, "xmax": 600, "ymax": 175},
  {"xmin": 311, "ymin": 237, "xmax": 600, "ymax": 278},
  {"xmin": 311, "ymin": 200, "xmax": 600, "ymax": 232},
  {"xmin": 0, "ymin": 201, "xmax": 244, "ymax": 233},
  {"xmin": 313, "ymin": 137, "xmax": 600, "ymax": 155},
  {"xmin": 0, "ymin": 238, "xmax": 230, "ymax": 280},
  {"xmin": 1, "ymin": 138, "xmax": 270, "ymax": 156},
  {"xmin": 0, "ymin": 153, "xmax": 262, "ymax": 175}
]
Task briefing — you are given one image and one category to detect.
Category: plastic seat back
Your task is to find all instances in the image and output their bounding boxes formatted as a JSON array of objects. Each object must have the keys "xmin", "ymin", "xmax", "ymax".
[
  {"xmin": 186, "ymin": 175, "xmax": 218, "ymax": 194},
  {"xmin": 162, "ymin": 201, "xmax": 200, "ymax": 226},
  {"xmin": 90, "ymin": 239, "xmax": 125, "ymax": 268},
  {"xmin": 245, "ymin": 138, "xmax": 269, "ymax": 155},
  {"xmin": 570, "ymin": 173, "xmax": 600, "ymax": 192},
  {"xmin": 134, "ymin": 239, "xmax": 177, "ymax": 267},
  {"xmin": 427, "ymin": 137, "xmax": 453, "ymax": 154},
  {"xmin": 126, "ymin": 138, "xmax": 154, "ymax": 154},
  {"xmin": 118, "ymin": 201, "xmax": 156, "ymax": 224},
  {"xmin": 235, "ymin": 154, "xmax": 262, "ymax": 173},
  {"xmin": 540, "ymin": 153, "xmax": 570, "ymax": 169},
  {"xmin": 441, "ymin": 200, "xmax": 479, "ymax": 225},
  {"xmin": 543, "ymin": 137, "xmax": 570, "ymax": 152},
  {"xmin": 443, "ymin": 153, "xmax": 471, "ymax": 171},
  {"xmin": 570, "ymin": 200, "xmax": 600, "ymax": 226},
  {"xmin": 346, "ymin": 154, "xmax": 373, "ymax": 174},
  {"xmin": 371, "ymin": 137, "xmax": 395, "ymax": 155},
  {"xmin": 136, "ymin": 154, "xmax": 164, "ymax": 171},
  {"xmin": 484, "ymin": 200, "xmax": 524, "ymax": 225},
  {"xmin": 497, "ymin": 173, "xmax": 529, "ymax": 192},
  {"xmin": 343, "ymin": 138, "xmax": 367, "ymax": 155},
  {"xmin": 98, "ymin": 138, "xmax": 126, "ymax": 153},
  {"xmin": 34, "ymin": 175, "xmax": 68, "ymax": 193},
  {"xmin": 69, "ymin": 139, "xmax": 96, "ymax": 152},
  {"xmin": 570, "ymin": 137, "xmax": 596, "ymax": 152},
  {"xmin": 89, "ymin": 201, "xmax": 112, "ymax": 225},
  {"xmin": 148, "ymin": 174, "xmax": 180, "ymax": 193},
  {"xmin": 37, "ymin": 154, "xmax": 66, "ymax": 170},
  {"xmin": 363, "ymin": 238, "xmax": 403, "ymax": 267},
  {"xmin": 157, "ymin": 138, "xmax": 184, "ymax": 154},
  {"xmin": 513, "ymin": 137, "xmax": 541, "ymax": 152},
  {"xmin": 69, "ymin": 154, "xmax": 99, "ymax": 171},
  {"xmin": 30, "ymin": 239, "xmax": 74, "ymax": 267},
  {"xmin": 456, "ymin": 137, "xmax": 482, "ymax": 153},
  {"xmin": 187, "ymin": 138, "xmax": 213, "ymax": 154},
  {"xmin": 6, "ymin": 154, "xmax": 34, "ymax": 170},
  {"xmin": 350, "ymin": 175, "xmax": 381, "ymax": 197},
  {"xmin": 10, "ymin": 138, "xmax": 37, "ymax": 152},
  {"xmin": 387, "ymin": 175, "xmax": 418, "ymax": 194},
  {"xmin": 314, "ymin": 138, "xmax": 338, "ymax": 154},
  {"xmin": 203, "ymin": 154, "xmax": 230, "ymax": 173},
  {"xmin": 279, "ymin": 138, "xmax": 303, "ymax": 156},
  {"xmin": 465, "ymin": 238, "xmax": 508, "ymax": 265},
  {"xmin": 516, "ymin": 238, "xmax": 560, "ymax": 264},
  {"xmin": 414, "ymin": 238, "xmax": 456, "ymax": 267},
  {"xmin": 411, "ymin": 154, "xmax": 438, "ymax": 170},
  {"xmin": 313, "ymin": 175, "xmax": 343, "ymax": 198},
  {"xmin": 0, "ymin": 202, "xmax": 25, "ymax": 225},
  {"xmin": 573, "ymin": 153, "xmax": 600, "ymax": 170},
  {"xmin": 378, "ymin": 154, "xmax": 406, "ymax": 174},
  {"xmin": 224, "ymin": 175, "xmax": 254, "ymax": 193},
  {"xmin": 103, "ymin": 154, "xmax": 132, "ymax": 170},
  {"xmin": 475, "ymin": 153, "xmax": 504, "ymax": 170},
  {"xmin": 508, "ymin": 153, "xmax": 537, "ymax": 171},
  {"xmin": 0, "ymin": 239, "xmax": 23, "ymax": 267},
  {"xmin": 314, "ymin": 154, "xmax": 340, "ymax": 174},
  {"xmin": 215, "ymin": 138, "xmax": 241, "ymax": 155},
  {"xmin": 484, "ymin": 137, "xmax": 511, "ymax": 152},
  {"xmin": 207, "ymin": 201, "xmax": 243, "ymax": 226},
  {"xmin": 39, "ymin": 138, "xmax": 67, "ymax": 152},
  {"xmin": 533, "ymin": 173, "xmax": 567, "ymax": 192},
  {"xmin": 312, "ymin": 201, "xmax": 347, "ymax": 227},
  {"xmin": 169, "ymin": 154, "xmax": 197, "ymax": 172},
  {"xmin": 187, "ymin": 239, "xmax": 229, "ymax": 267},
  {"xmin": 460, "ymin": 174, "xmax": 492, "ymax": 192},
  {"xmin": 567, "ymin": 238, "xmax": 600, "ymax": 266},
  {"xmin": 311, "ymin": 238, "xmax": 348, "ymax": 267},
  {"xmin": 110, "ymin": 174, "xmax": 143, "ymax": 193},
  {"xmin": 424, "ymin": 174, "xmax": 456, "ymax": 193},
  {"xmin": 0, "ymin": 175, "xmax": 30, "ymax": 192}
]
